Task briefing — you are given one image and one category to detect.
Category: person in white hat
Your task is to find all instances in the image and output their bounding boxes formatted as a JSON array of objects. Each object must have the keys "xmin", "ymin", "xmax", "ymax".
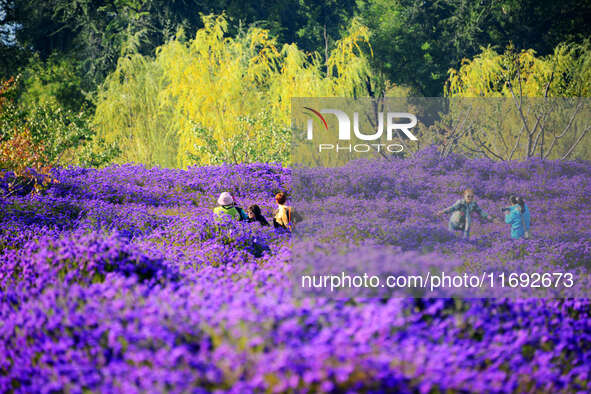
[{"xmin": 213, "ymin": 192, "xmax": 241, "ymax": 221}]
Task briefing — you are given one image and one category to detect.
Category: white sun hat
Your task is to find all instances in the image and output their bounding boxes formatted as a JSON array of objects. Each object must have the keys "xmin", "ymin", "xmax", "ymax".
[{"xmin": 217, "ymin": 192, "xmax": 234, "ymax": 206}]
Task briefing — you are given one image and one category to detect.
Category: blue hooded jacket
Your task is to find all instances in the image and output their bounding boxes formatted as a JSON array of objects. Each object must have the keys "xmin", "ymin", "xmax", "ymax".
[
  {"xmin": 522, "ymin": 203, "xmax": 531, "ymax": 233},
  {"xmin": 505, "ymin": 205, "xmax": 525, "ymax": 239}
]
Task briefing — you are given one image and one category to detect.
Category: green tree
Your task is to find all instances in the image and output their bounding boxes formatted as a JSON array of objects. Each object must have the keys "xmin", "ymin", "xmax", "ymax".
[
  {"xmin": 9, "ymin": 0, "xmax": 358, "ymax": 91},
  {"xmin": 359, "ymin": 0, "xmax": 500, "ymax": 96},
  {"xmin": 489, "ymin": 0, "xmax": 591, "ymax": 56},
  {"xmin": 0, "ymin": 0, "xmax": 28, "ymax": 80},
  {"xmin": 1, "ymin": 77, "xmax": 119, "ymax": 196},
  {"xmin": 18, "ymin": 54, "xmax": 89, "ymax": 112},
  {"xmin": 359, "ymin": 0, "xmax": 591, "ymax": 96}
]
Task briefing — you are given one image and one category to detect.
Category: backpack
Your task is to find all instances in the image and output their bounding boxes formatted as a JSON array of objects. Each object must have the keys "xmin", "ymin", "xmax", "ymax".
[
  {"xmin": 274, "ymin": 206, "xmax": 301, "ymax": 230},
  {"xmin": 286, "ymin": 206, "xmax": 294, "ymax": 231},
  {"xmin": 235, "ymin": 206, "xmax": 249, "ymax": 221},
  {"xmin": 450, "ymin": 210, "xmax": 465, "ymax": 230},
  {"xmin": 213, "ymin": 205, "xmax": 240, "ymax": 221}
]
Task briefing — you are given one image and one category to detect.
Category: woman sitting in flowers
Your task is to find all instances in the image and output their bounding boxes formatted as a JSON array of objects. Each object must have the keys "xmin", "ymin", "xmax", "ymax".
[
  {"xmin": 437, "ymin": 188, "xmax": 498, "ymax": 240},
  {"xmin": 213, "ymin": 192, "xmax": 248, "ymax": 221},
  {"xmin": 273, "ymin": 192, "xmax": 301, "ymax": 230},
  {"xmin": 247, "ymin": 204, "xmax": 269, "ymax": 226},
  {"xmin": 503, "ymin": 196, "xmax": 531, "ymax": 239}
]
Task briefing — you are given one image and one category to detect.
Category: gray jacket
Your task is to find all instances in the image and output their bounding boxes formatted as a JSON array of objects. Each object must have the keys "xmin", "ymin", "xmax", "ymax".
[{"xmin": 443, "ymin": 199, "xmax": 491, "ymax": 239}]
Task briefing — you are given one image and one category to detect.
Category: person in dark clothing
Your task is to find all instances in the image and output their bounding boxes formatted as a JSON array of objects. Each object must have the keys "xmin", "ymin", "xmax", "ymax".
[{"xmin": 247, "ymin": 204, "xmax": 269, "ymax": 226}]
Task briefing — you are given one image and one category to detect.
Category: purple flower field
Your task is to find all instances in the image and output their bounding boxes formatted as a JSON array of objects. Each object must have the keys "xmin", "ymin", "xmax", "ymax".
[{"xmin": 1, "ymin": 147, "xmax": 591, "ymax": 392}]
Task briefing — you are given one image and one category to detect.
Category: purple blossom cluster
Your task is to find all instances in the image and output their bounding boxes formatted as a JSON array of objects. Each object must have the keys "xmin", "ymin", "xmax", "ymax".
[{"xmin": 1, "ymin": 147, "xmax": 591, "ymax": 392}]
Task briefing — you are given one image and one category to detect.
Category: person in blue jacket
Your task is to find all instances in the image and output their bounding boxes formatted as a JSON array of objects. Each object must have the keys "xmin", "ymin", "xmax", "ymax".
[{"xmin": 504, "ymin": 196, "xmax": 530, "ymax": 239}]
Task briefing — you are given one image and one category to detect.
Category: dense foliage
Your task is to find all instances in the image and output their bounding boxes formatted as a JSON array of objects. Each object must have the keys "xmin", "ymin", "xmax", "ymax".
[
  {"xmin": 439, "ymin": 43, "xmax": 591, "ymax": 161},
  {"xmin": 4, "ymin": 0, "xmax": 590, "ymax": 95},
  {"xmin": 94, "ymin": 14, "xmax": 371, "ymax": 167},
  {"xmin": 5, "ymin": 0, "xmax": 357, "ymax": 88},
  {"xmin": 1, "ymin": 149, "xmax": 591, "ymax": 391},
  {"xmin": 446, "ymin": 42, "xmax": 591, "ymax": 98},
  {"xmin": 1, "ymin": 1, "xmax": 590, "ymax": 167},
  {"xmin": 360, "ymin": 0, "xmax": 591, "ymax": 96},
  {"xmin": 0, "ymin": 78, "xmax": 119, "ymax": 196}
]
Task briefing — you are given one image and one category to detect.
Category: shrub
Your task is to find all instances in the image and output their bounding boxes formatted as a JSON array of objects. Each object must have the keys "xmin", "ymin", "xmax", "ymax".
[{"xmin": 0, "ymin": 77, "xmax": 120, "ymax": 197}]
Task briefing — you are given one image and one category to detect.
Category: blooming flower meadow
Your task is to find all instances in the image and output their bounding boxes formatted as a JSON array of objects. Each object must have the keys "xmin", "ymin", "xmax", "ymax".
[{"xmin": 1, "ymin": 147, "xmax": 591, "ymax": 392}]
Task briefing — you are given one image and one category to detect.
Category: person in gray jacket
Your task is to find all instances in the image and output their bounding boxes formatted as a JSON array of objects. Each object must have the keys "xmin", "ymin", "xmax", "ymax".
[{"xmin": 437, "ymin": 188, "xmax": 498, "ymax": 240}]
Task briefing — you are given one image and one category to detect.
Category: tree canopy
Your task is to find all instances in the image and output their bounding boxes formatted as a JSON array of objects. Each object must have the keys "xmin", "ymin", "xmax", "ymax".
[
  {"xmin": 3, "ymin": 0, "xmax": 590, "ymax": 96},
  {"xmin": 1, "ymin": 0, "xmax": 590, "ymax": 168}
]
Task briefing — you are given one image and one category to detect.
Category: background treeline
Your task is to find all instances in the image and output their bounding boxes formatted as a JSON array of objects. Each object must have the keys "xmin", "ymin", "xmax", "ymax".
[{"xmin": 1, "ymin": 0, "xmax": 591, "ymax": 175}]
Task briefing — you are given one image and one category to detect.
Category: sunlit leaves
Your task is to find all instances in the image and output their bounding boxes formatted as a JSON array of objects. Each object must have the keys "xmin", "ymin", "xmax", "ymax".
[
  {"xmin": 95, "ymin": 13, "xmax": 372, "ymax": 167},
  {"xmin": 446, "ymin": 42, "xmax": 591, "ymax": 98}
]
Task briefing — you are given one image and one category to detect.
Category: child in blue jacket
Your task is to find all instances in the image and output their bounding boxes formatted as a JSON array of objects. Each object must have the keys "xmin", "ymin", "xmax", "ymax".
[{"xmin": 504, "ymin": 196, "xmax": 530, "ymax": 239}]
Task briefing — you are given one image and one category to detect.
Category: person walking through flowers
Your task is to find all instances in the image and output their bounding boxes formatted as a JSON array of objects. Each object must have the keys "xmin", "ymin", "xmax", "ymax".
[{"xmin": 437, "ymin": 188, "xmax": 499, "ymax": 240}]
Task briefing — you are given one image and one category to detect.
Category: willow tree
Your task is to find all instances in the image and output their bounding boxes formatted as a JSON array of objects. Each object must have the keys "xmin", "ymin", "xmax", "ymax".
[
  {"xmin": 441, "ymin": 43, "xmax": 591, "ymax": 161},
  {"xmin": 94, "ymin": 40, "xmax": 177, "ymax": 167},
  {"xmin": 94, "ymin": 14, "xmax": 372, "ymax": 167}
]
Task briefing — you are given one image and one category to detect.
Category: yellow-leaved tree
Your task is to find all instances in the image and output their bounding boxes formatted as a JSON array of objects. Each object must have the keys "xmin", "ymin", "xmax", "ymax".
[
  {"xmin": 440, "ymin": 43, "xmax": 591, "ymax": 160},
  {"xmin": 93, "ymin": 30, "xmax": 178, "ymax": 167},
  {"xmin": 94, "ymin": 14, "xmax": 372, "ymax": 167}
]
